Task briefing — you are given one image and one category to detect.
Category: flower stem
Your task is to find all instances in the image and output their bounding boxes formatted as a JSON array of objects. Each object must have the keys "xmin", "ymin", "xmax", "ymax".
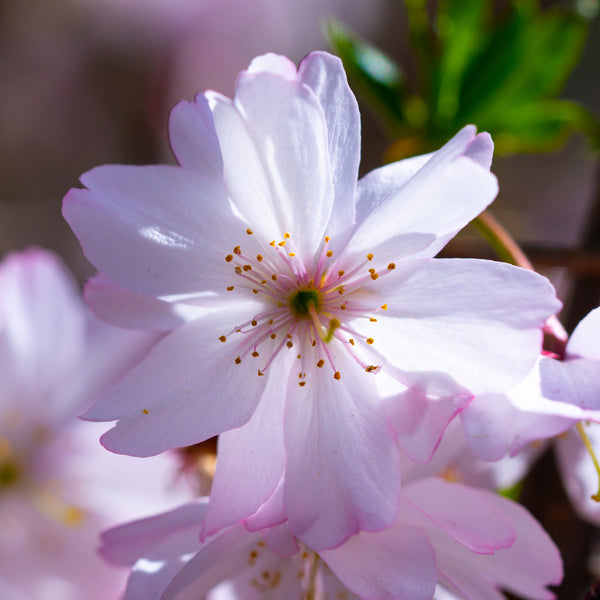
[
  {"xmin": 576, "ymin": 422, "xmax": 600, "ymax": 502},
  {"xmin": 473, "ymin": 210, "xmax": 533, "ymax": 270}
]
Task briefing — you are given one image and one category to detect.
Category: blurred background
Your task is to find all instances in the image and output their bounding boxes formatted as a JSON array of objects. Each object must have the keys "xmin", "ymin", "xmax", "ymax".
[{"xmin": 0, "ymin": 0, "xmax": 599, "ymax": 598}]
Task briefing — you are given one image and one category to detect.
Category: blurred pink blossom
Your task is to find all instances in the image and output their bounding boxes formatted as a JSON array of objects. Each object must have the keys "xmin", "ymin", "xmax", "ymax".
[
  {"xmin": 99, "ymin": 478, "xmax": 562, "ymax": 600},
  {"xmin": 0, "ymin": 249, "xmax": 191, "ymax": 600}
]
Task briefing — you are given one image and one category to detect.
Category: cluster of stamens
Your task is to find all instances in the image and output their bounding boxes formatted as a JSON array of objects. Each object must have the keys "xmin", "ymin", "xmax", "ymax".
[{"xmin": 219, "ymin": 229, "xmax": 396, "ymax": 386}]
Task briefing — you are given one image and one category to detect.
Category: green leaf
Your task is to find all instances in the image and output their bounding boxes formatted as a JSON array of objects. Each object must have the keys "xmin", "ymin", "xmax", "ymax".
[
  {"xmin": 482, "ymin": 100, "xmax": 598, "ymax": 154},
  {"xmin": 457, "ymin": 4, "xmax": 588, "ymax": 126},
  {"xmin": 432, "ymin": 0, "xmax": 489, "ymax": 125}
]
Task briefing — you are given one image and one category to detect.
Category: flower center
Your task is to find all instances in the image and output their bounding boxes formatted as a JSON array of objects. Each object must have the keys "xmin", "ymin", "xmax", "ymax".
[
  {"xmin": 219, "ymin": 231, "xmax": 391, "ymax": 385},
  {"xmin": 289, "ymin": 289, "xmax": 321, "ymax": 319}
]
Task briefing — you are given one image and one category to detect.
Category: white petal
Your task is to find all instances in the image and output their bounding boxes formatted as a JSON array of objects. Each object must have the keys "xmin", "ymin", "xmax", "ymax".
[
  {"xmin": 85, "ymin": 308, "xmax": 269, "ymax": 456},
  {"xmin": 84, "ymin": 274, "xmax": 204, "ymax": 331},
  {"xmin": 63, "ymin": 165, "xmax": 242, "ymax": 296},
  {"xmin": 299, "ymin": 52, "xmax": 360, "ymax": 237},
  {"xmin": 169, "ymin": 94, "xmax": 222, "ymax": 178},
  {"xmin": 348, "ymin": 127, "xmax": 497, "ymax": 262},
  {"xmin": 385, "ymin": 387, "xmax": 471, "ymax": 462},
  {"xmin": 210, "ymin": 70, "xmax": 333, "ymax": 261},
  {"xmin": 566, "ymin": 306, "xmax": 600, "ymax": 359},
  {"xmin": 322, "ymin": 521, "xmax": 437, "ymax": 600},
  {"xmin": 359, "ymin": 259, "xmax": 560, "ymax": 395},
  {"xmin": 283, "ymin": 347, "xmax": 400, "ymax": 550},
  {"xmin": 202, "ymin": 351, "xmax": 292, "ymax": 537}
]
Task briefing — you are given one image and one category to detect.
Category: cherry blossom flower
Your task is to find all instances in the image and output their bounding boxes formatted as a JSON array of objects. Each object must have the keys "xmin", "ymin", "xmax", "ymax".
[
  {"xmin": 0, "ymin": 248, "xmax": 191, "ymax": 600},
  {"xmin": 457, "ymin": 306, "xmax": 600, "ymax": 524},
  {"xmin": 460, "ymin": 306, "xmax": 600, "ymax": 460},
  {"xmin": 63, "ymin": 51, "xmax": 560, "ymax": 550},
  {"xmin": 99, "ymin": 478, "xmax": 562, "ymax": 600}
]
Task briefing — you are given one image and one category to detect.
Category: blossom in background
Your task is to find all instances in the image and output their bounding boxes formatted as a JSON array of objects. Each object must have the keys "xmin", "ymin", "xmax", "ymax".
[
  {"xmin": 63, "ymin": 51, "xmax": 560, "ymax": 550},
  {"xmin": 99, "ymin": 478, "xmax": 562, "ymax": 600},
  {"xmin": 457, "ymin": 306, "xmax": 600, "ymax": 525},
  {"xmin": 0, "ymin": 248, "xmax": 191, "ymax": 600}
]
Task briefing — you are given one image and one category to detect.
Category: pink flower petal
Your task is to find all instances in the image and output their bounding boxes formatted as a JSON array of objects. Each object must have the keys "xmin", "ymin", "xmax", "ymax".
[
  {"xmin": 322, "ymin": 522, "xmax": 437, "ymax": 600},
  {"xmin": 401, "ymin": 479, "xmax": 515, "ymax": 554},
  {"xmin": 85, "ymin": 274, "xmax": 204, "ymax": 331},
  {"xmin": 385, "ymin": 388, "xmax": 471, "ymax": 462},
  {"xmin": 360, "ymin": 259, "xmax": 559, "ymax": 396},
  {"xmin": 202, "ymin": 352, "xmax": 291, "ymax": 537},
  {"xmin": 168, "ymin": 93, "xmax": 222, "ymax": 178},
  {"xmin": 63, "ymin": 164, "xmax": 241, "ymax": 296},
  {"xmin": 283, "ymin": 348, "xmax": 400, "ymax": 550},
  {"xmin": 348, "ymin": 126, "xmax": 498, "ymax": 263},
  {"xmin": 85, "ymin": 309, "xmax": 268, "ymax": 456},
  {"xmin": 298, "ymin": 51, "xmax": 360, "ymax": 237},
  {"xmin": 211, "ymin": 68, "xmax": 333, "ymax": 261}
]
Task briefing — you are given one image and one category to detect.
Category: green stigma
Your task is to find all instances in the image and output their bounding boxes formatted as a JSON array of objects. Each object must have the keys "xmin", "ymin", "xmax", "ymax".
[{"xmin": 290, "ymin": 289, "xmax": 321, "ymax": 318}]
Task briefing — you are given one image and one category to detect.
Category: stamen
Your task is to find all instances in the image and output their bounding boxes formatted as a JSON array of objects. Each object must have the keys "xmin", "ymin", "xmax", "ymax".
[{"xmin": 577, "ymin": 423, "xmax": 600, "ymax": 502}]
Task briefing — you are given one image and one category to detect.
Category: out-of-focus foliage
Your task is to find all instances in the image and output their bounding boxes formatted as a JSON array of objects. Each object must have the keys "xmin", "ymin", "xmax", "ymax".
[{"xmin": 327, "ymin": 0, "xmax": 600, "ymax": 157}]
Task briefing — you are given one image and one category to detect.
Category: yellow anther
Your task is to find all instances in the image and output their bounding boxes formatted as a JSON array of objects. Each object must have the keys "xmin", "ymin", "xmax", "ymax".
[
  {"xmin": 246, "ymin": 228, "xmax": 253, "ymax": 235},
  {"xmin": 270, "ymin": 240, "xmax": 276, "ymax": 246},
  {"xmin": 387, "ymin": 263, "xmax": 396, "ymax": 270},
  {"xmin": 326, "ymin": 250, "xmax": 333, "ymax": 257},
  {"xmin": 142, "ymin": 408, "xmax": 149, "ymax": 414},
  {"xmin": 251, "ymin": 320, "xmax": 258, "ymax": 326},
  {"xmin": 287, "ymin": 341, "xmax": 293, "ymax": 348},
  {"xmin": 337, "ymin": 287, "xmax": 345, "ymax": 294},
  {"xmin": 243, "ymin": 265, "xmax": 252, "ymax": 271},
  {"xmin": 340, "ymin": 304, "xmax": 347, "ymax": 310},
  {"xmin": 381, "ymin": 304, "xmax": 388, "ymax": 310},
  {"xmin": 338, "ymin": 270, "xmax": 345, "ymax": 277},
  {"xmin": 235, "ymin": 356, "xmax": 242, "ymax": 364},
  {"xmin": 226, "ymin": 286, "xmax": 234, "ymax": 291},
  {"xmin": 368, "ymin": 268, "xmax": 375, "ymax": 273},
  {"xmin": 367, "ymin": 253, "xmax": 374, "ymax": 261},
  {"xmin": 270, "ymin": 333, "xmax": 277, "ymax": 339},
  {"xmin": 299, "ymin": 381, "xmax": 306, "ymax": 387},
  {"xmin": 365, "ymin": 365, "xmax": 379, "ymax": 373},
  {"xmin": 260, "ymin": 279, "xmax": 267, "ymax": 284},
  {"xmin": 370, "ymin": 273, "xmax": 379, "ymax": 280},
  {"xmin": 284, "ymin": 232, "xmax": 291, "ymax": 239},
  {"xmin": 258, "ymin": 369, "xmax": 265, "ymax": 377},
  {"xmin": 252, "ymin": 289, "xmax": 259, "ymax": 294},
  {"xmin": 252, "ymin": 351, "xmax": 259, "ymax": 357},
  {"xmin": 316, "ymin": 359, "xmax": 325, "ymax": 368},
  {"xmin": 370, "ymin": 317, "xmax": 377, "ymax": 322},
  {"xmin": 289, "ymin": 252, "xmax": 296, "ymax": 257},
  {"xmin": 366, "ymin": 338, "xmax": 374, "ymax": 345},
  {"xmin": 278, "ymin": 240, "xmax": 287, "ymax": 247},
  {"xmin": 272, "ymin": 274, "xmax": 278, "ymax": 281},
  {"xmin": 225, "ymin": 254, "xmax": 234, "ymax": 262},
  {"xmin": 333, "ymin": 371, "xmax": 341, "ymax": 380},
  {"xmin": 233, "ymin": 246, "xmax": 241, "ymax": 255},
  {"xmin": 325, "ymin": 236, "xmax": 330, "ymax": 243},
  {"xmin": 349, "ymin": 338, "xmax": 355, "ymax": 345},
  {"xmin": 257, "ymin": 254, "xmax": 263, "ymax": 262},
  {"xmin": 311, "ymin": 340, "xmax": 317, "ymax": 347},
  {"xmin": 234, "ymin": 266, "xmax": 242, "ymax": 274},
  {"xmin": 219, "ymin": 335, "xmax": 227, "ymax": 343}
]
